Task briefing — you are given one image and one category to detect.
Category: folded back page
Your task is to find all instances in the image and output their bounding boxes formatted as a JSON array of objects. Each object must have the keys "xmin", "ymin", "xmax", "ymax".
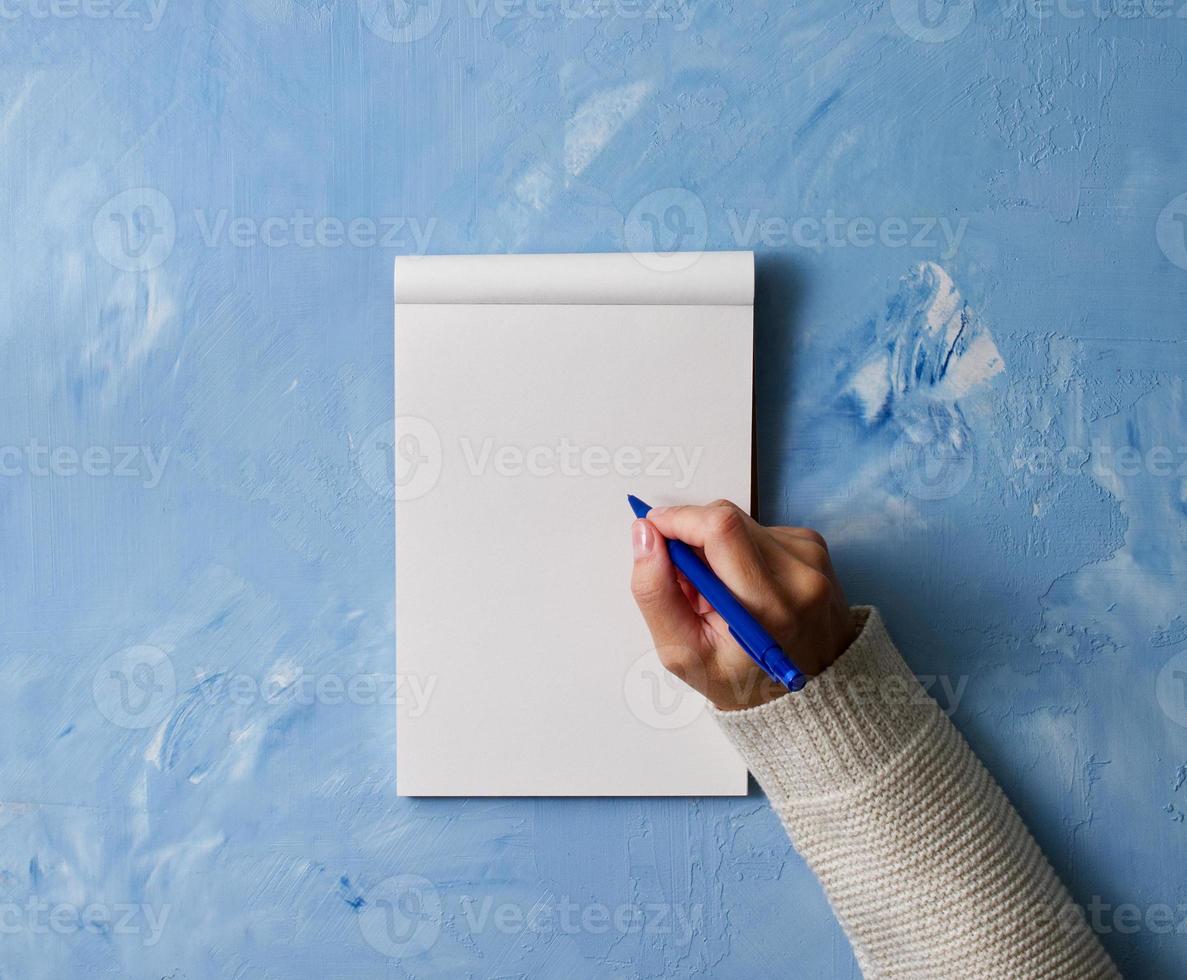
[{"xmin": 395, "ymin": 252, "xmax": 753, "ymax": 796}]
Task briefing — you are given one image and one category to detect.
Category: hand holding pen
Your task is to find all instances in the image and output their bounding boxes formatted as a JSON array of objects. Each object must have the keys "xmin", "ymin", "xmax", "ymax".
[{"xmin": 629, "ymin": 498, "xmax": 857, "ymax": 712}]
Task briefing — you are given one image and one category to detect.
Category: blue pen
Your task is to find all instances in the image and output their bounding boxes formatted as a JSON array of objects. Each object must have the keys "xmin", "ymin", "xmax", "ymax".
[{"xmin": 628, "ymin": 495, "xmax": 806, "ymax": 692}]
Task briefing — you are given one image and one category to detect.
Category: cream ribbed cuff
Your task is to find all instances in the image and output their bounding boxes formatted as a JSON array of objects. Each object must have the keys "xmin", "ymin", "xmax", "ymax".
[{"xmin": 714, "ymin": 607, "xmax": 940, "ymax": 800}]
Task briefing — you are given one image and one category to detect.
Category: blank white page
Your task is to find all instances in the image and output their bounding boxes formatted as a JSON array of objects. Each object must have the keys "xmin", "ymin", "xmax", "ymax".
[{"xmin": 395, "ymin": 252, "xmax": 753, "ymax": 796}]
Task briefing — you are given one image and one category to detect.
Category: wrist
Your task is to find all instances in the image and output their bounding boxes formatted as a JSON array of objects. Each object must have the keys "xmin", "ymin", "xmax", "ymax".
[
  {"xmin": 711, "ymin": 606, "xmax": 860, "ymax": 712},
  {"xmin": 709, "ymin": 669, "xmax": 790, "ymax": 712}
]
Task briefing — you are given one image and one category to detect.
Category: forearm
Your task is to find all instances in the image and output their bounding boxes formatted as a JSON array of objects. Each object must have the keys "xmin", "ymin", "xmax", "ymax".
[{"xmin": 714, "ymin": 608, "xmax": 1119, "ymax": 980}]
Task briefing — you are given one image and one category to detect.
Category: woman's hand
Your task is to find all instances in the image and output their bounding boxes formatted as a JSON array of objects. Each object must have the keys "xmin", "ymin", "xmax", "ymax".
[{"xmin": 630, "ymin": 500, "xmax": 857, "ymax": 711}]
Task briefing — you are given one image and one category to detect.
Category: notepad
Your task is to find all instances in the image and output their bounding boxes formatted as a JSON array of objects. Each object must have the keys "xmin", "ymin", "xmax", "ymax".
[{"xmin": 394, "ymin": 252, "xmax": 753, "ymax": 796}]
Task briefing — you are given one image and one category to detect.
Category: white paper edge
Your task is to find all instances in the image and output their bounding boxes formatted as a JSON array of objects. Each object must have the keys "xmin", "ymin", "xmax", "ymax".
[{"xmin": 394, "ymin": 251, "xmax": 755, "ymax": 306}]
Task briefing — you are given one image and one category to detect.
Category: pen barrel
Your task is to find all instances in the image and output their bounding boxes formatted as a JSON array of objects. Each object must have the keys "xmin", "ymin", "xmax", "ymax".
[
  {"xmin": 665, "ymin": 539, "xmax": 752, "ymax": 624},
  {"xmin": 666, "ymin": 539, "xmax": 804, "ymax": 691}
]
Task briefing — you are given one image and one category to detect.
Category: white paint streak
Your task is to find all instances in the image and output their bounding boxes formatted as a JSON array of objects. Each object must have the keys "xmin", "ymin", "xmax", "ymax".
[
  {"xmin": 849, "ymin": 356, "xmax": 891, "ymax": 423},
  {"xmin": 514, "ymin": 164, "xmax": 555, "ymax": 212},
  {"xmin": 945, "ymin": 330, "xmax": 1005, "ymax": 398},
  {"xmin": 565, "ymin": 81, "xmax": 653, "ymax": 177},
  {"xmin": 846, "ymin": 262, "xmax": 1004, "ymax": 417},
  {"xmin": 1, "ymin": 73, "xmax": 39, "ymax": 140}
]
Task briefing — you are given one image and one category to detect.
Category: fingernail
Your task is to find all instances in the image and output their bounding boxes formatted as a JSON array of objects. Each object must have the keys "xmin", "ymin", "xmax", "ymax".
[{"xmin": 632, "ymin": 520, "xmax": 654, "ymax": 559}]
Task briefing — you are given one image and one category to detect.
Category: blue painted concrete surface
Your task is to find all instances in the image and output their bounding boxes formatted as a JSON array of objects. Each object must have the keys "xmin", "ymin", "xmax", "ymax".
[{"xmin": 2, "ymin": 1, "xmax": 1187, "ymax": 976}]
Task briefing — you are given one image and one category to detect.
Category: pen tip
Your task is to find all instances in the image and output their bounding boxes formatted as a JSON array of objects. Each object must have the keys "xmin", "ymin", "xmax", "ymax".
[{"xmin": 627, "ymin": 494, "xmax": 650, "ymax": 519}]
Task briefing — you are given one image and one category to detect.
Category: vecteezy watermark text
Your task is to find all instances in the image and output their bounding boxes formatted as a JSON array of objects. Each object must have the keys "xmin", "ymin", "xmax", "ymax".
[
  {"xmin": 1040, "ymin": 895, "xmax": 1187, "ymax": 936},
  {"xmin": 620, "ymin": 190, "xmax": 971, "ymax": 269},
  {"xmin": 194, "ymin": 668, "xmax": 437, "ymax": 716},
  {"xmin": 0, "ymin": 440, "xmax": 169, "ymax": 489},
  {"xmin": 727, "ymin": 209, "xmax": 969, "ymax": 259},
  {"xmin": 193, "ymin": 210, "xmax": 436, "ymax": 251},
  {"xmin": 458, "ymin": 437, "xmax": 702, "ymax": 487},
  {"xmin": 624, "ymin": 643, "xmax": 970, "ymax": 731},
  {"xmin": 0, "ymin": 899, "xmax": 170, "ymax": 946},
  {"xmin": 894, "ymin": 429, "xmax": 1187, "ymax": 505},
  {"xmin": 0, "ymin": 0, "xmax": 168, "ymax": 30},
  {"xmin": 360, "ymin": 0, "xmax": 692, "ymax": 44},
  {"xmin": 94, "ymin": 187, "xmax": 438, "ymax": 272},
  {"xmin": 92, "ymin": 643, "xmax": 439, "ymax": 729},
  {"xmin": 359, "ymin": 418, "xmax": 707, "ymax": 502},
  {"xmin": 464, "ymin": 0, "xmax": 693, "ymax": 28},
  {"xmin": 459, "ymin": 895, "xmax": 703, "ymax": 941},
  {"xmin": 1011, "ymin": 0, "xmax": 1187, "ymax": 19},
  {"xmin": 358, "ymin": 872, "xmax": 703, "ymax": 960},
  {"xmin": 1000, "ymin": 439, "xmax": 1187, "ymax": 479},
  {"xmin": 892, "ymin": 0, "xmax": 1187, "ymax": 44}
]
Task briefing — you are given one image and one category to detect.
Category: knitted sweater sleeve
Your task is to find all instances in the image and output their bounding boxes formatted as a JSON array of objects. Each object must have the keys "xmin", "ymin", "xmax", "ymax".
[{"xmin": 712, "ymin": 607, "xmax": 1119, "ymax": 980}]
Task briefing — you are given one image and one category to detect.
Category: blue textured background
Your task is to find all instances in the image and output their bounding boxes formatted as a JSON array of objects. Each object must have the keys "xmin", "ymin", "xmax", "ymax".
[{"xmin": 3, "ymin": 1, "xmax": 1186, "ymax": 976}]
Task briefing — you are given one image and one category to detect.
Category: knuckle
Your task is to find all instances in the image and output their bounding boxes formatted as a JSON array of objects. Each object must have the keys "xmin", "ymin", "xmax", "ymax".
[
  {"xmin": 793, "ymin": 527, "xmax": 829, "ymax": 550},
  {"xmin": 801, "ymin": 541, "xmax": 831, "ymax": 570},
  {"xmin": 796, "ymin": 570, "xmax": 834, "ymax": 608},
  {"xmin": 707, "ymin": 506, "xmax": 745, "ymax": 539}
]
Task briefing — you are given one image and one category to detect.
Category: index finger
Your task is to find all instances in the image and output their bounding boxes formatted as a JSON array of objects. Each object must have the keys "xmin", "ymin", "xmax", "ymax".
[
  {"xmin": 645, "ymin": 500, "xmax": 771, "ymax": 598},
  {"xmin": 646, "ymin": 499, "xmax": 759, "ymax": 549}
]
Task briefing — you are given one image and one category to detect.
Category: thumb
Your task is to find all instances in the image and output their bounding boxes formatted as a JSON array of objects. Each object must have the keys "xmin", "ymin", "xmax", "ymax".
[{"xmin": 629, "ymin": 519, "xmax": 706, "ymax": 659}]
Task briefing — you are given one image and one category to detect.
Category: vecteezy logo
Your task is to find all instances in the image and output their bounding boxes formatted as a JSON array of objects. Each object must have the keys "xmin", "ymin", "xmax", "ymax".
[
  {"xmin": 890, "ymin": 428, "xmax": 975, "ymax": 501},
  {"xmin": 1156, "ymin": 193, "xmax": 1187, "ymax": 271},
  {"xmin": 359, "ymin": 0, "xmax": 442, "ymax": 43},
  {"xmin": 92, "ymin": 645, "xmax": 176, "ymax": 729},
  {"xmin": 92, "ymin": 188, "xmax": 176, "ymax": 272},
  {"xmin": 624, "ymin": 188, "xmax": 709, "ymax": 273},
  {"xmin": 889, "ymin": 0, "xmax": 975, "ymax": 43},
  {"xmin": 623, "ymin": 648, "xmax": 706, "ymax": 730},
  {"xmin": 358, "ymin": 417, "xmax": 442, "ymax": 501},
  {"xmin": 1156, "ymin": 650, "xmax": 1187, "ymax": 728},
  {"xmin": 358, "ymin": 875, "xmax": 442, "ymax": 958}
]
